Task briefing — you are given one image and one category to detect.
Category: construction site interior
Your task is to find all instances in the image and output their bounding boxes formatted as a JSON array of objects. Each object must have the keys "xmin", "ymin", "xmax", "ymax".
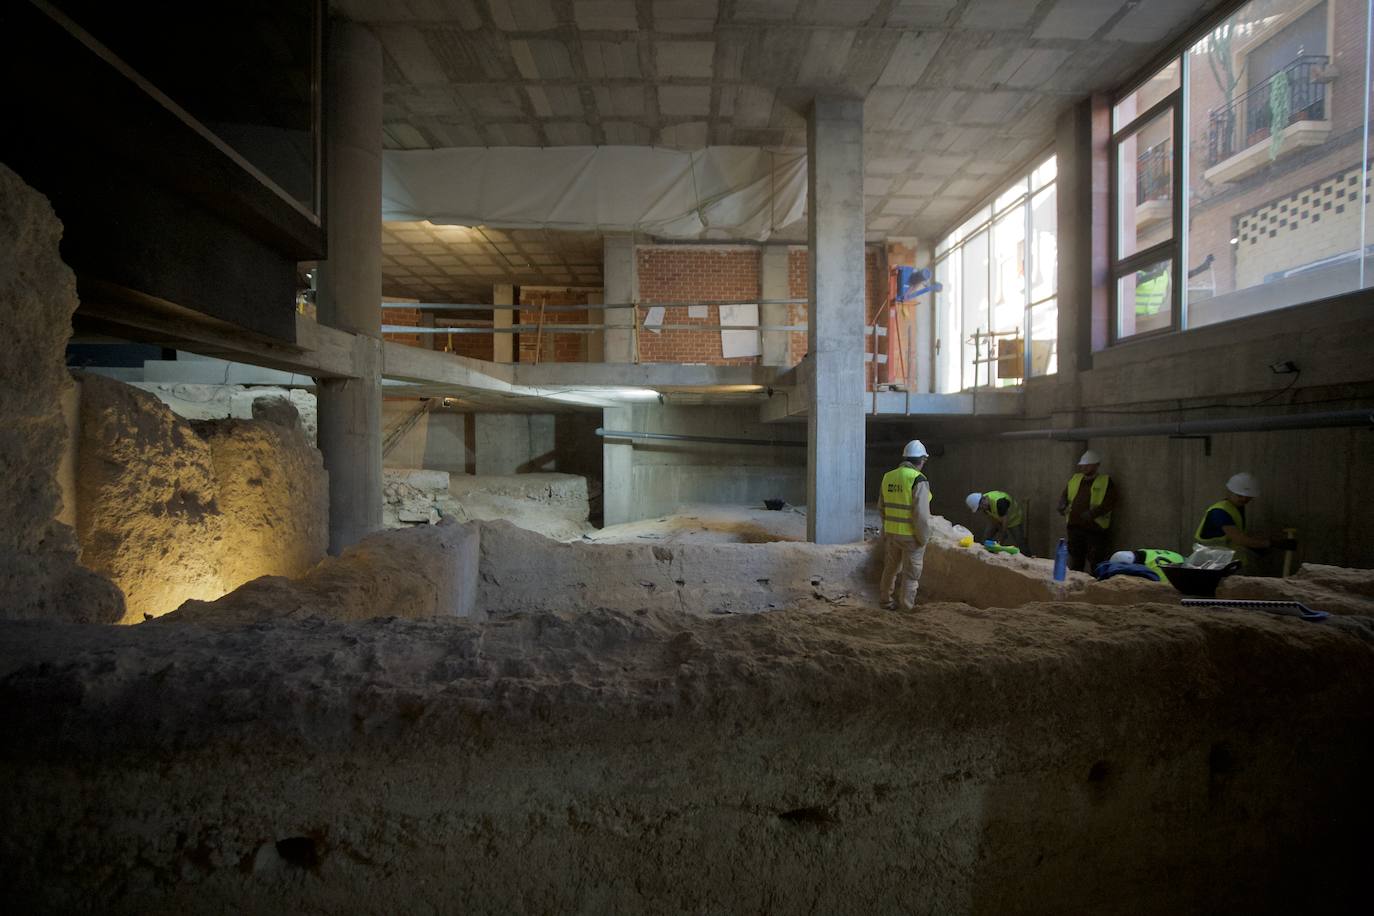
[{"xmin": 4, "ymin": 0, "xmax": 1374, "ymax": 912}]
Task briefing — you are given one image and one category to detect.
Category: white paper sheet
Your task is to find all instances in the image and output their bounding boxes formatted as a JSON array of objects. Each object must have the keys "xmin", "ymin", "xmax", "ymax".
[
  {"xmin": 718, "ymin": 303, "xmax": 760, "ymax": 358},
  {"xmin": 643, "ymin": 306, "xmax": 665, "ymax": 335},
  {"xmin": 687, "ymin": 305, "xmax": 708, "ymax": 319}
]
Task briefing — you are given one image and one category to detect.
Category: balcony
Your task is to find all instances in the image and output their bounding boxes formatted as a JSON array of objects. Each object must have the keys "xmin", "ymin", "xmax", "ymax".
[
  {"xmin": 1204, "ymin": 54, "xmax": 1332, "ymax": 184},
  {"xmin": 1135, "ymin": 142, "xmax": 1172, "ymax": 231}
]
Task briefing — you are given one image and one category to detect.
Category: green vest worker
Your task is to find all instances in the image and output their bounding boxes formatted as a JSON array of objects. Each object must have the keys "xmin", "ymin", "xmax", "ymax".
[
  {"xmin": 1057, "ymin": 449, "xmax": 1118, "ymax": 572},
  {"xmin": 1109, "ymin": 549, "xmax": 1185, "ymax": 581},
  {"xmin": 879, "ymin": 439, "xmax": 932, "ymax": 612},
  {"xmin": 1194, "ymin": 472, "xmax": 1293, "ymax": 572},
  {"xmin": 964, "ymin": 490, "xmax": 1026, "ymax": 549}
]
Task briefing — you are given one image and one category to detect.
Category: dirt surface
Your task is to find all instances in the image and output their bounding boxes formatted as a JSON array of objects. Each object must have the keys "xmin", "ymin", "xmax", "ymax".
[
  {"xmin": 385, "ymin": 468, "xmax": 592, "ymax": 540},
  {"xmin": 0, "ymin": 164, "xmax": 124, "ymax": 624},
  {"xmin": 0, "ymin": 601, "xmax": 1371, "ymax": 914}
]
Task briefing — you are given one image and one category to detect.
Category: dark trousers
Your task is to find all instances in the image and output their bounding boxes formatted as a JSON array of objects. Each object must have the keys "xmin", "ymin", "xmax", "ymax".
[{"xmin": 1066, "ymin": 526, "xmax": 1110, "ymax": 572}]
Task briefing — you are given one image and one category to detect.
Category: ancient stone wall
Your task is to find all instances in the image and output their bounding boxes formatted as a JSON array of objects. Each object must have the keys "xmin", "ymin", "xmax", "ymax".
[
  {"xmin": 76, "ymin": 374, "xmax": 329, "ymax": 623},
  {"xmin": 0, "ymin": 163, "xmax": 123, "ymax": 623}
]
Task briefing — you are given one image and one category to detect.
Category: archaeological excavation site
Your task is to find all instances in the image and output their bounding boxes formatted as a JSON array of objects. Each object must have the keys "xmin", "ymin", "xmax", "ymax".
[{"xmin": 4, "ymin": 0, "xmax": 1374, "ymax": 912}]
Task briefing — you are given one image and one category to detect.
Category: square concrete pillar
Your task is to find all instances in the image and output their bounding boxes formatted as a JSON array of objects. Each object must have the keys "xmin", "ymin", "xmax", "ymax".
[
  {"xmin": 586, "ymin": 291, "xmax": 605, "ymax": 363},
  {"xmin": 806, "ymin": 97, "xmax": 866, "ymax": 544},
  {"xmin": 493, "ymin": 282, "xmax": 514, "ymax": 363},
  {"xmin": 760, "ymin": 245, "xmax": 790, "ymax": 367},
  {"xmin": 602, "ymin": 406, "xmax": 634, "ymax": 525},
  {"xmin": 603, "ymin": 234, "xmax": 636, "ymax": 363}
]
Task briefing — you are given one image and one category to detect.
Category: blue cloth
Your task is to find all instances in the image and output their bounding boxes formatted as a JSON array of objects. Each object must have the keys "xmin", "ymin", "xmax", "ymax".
[
  {"xmin": 1199, "ymin": 505, "xmax": 1244, "ymax": 541},
  {"xmin": 1092, "ymin": 561, "xmax": 1162, "ymax": 582}
]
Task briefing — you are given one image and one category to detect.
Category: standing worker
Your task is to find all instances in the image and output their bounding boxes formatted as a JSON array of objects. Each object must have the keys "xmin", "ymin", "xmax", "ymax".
[
  {"xmin": 1195, "ymin": 472, "xmax": 1295, "ymax": 572},
  {"xmin": 1057, "ymin": 449, "xmax": 1117, "ymax": 572},
  {"xmin": 964, "ymin": 490, "xmax": 1026, "ymax": 548},
  {"xmin": 878, "ymin": 440, "xmax": 932, "ymax": 612}
]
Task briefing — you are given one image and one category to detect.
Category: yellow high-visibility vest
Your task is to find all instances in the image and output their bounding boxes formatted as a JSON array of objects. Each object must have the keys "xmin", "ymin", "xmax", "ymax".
[
  {"xmin": 881, "ymin": 463, "xmax": 930, "ymax": 537},
  {"xmin": 983, "ymin": 490, "xmax": 1024, "ymax": 528},
  {"xmin": 1194, "ymin": 499, "xmax": 1244, "ymax": 547},
  {"xmin": 1067, "ymin": 473, "xmax": 1111, "ymax": 529}
]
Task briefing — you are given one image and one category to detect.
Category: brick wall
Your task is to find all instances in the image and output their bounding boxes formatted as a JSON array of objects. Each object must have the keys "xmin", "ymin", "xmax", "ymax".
[
  {"xmin": 437, "ymin": 311, "xmax": 495, "ymax": 361},
  {"xmin": 635, "ymin": 247, "xmax": 764, "ymax": 365},
  {"xmin": 382, "ymin": 307, "xmax": 424, "ymax": 348},
  {"xmin": 518, "ymin": 288, "xmax": 589, "ymax": 363}
]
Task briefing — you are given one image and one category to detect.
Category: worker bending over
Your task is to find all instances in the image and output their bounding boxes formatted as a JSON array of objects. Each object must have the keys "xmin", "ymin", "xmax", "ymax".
[
  {"xmin": 1057, "ymin": 449, "xmax": 1117, "ymax": 572},
  {"xmin": 878, "ymin": 439, "xmax": 932, "ymax": 612},
  {"xmin": 964, "ymin": 490, "xmax": 1026, "ymax": 548},
  {"xmin": 1195, "ymin": 472, "xmax": 1295, "ymax": 573}
]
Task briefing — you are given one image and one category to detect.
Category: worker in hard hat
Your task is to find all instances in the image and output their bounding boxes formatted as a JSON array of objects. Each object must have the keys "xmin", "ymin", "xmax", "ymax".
[
  {"xmin": 1195, "ymin": 473, "xmax": 1295, "ymax": 572},
  {"xmin": 1056, "ymin": 449, "xmax": 1118, "ymax": 572},
  {"xmin": 1108, "ymin": 549, "xmax": 1186, "ymax": 582},
  {"xmin": 965, "ymin": 490, "xmax": 1025, "ymax": 549},
  {"xmin": 878, "ymin": 439, "xmax": 932, "ymax": 612}
]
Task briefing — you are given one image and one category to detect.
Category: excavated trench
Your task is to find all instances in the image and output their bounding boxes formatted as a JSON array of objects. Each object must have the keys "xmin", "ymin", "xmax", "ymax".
[{"xmin": 3, "ymin": 513, "xmax": 1374, "ymax": 914}]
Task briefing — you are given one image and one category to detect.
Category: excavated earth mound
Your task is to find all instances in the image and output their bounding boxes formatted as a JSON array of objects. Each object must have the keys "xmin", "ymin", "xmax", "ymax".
[{"xmin": 1, "ymin": 603, "xmax": 1372, "ymax": 914}]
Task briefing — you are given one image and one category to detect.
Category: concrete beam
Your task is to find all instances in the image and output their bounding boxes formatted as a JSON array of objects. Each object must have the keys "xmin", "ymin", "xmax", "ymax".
[{"xmin": 806, "ymin": 97, "xmax": 866, "ymax": 544}]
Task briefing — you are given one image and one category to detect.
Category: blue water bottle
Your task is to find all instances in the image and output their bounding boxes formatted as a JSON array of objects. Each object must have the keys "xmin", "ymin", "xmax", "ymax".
[{"xmin": 1053, "ymin": 538, "xmax": 1068, "ymax": 582}]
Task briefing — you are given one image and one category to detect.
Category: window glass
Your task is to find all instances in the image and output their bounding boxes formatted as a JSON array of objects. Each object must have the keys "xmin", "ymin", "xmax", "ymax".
[
  {"xmin": 1114, "ymin": 60, "xmax": 1180, "ymax": 130},
  {"xmin": 934, "ymin": 157, "xmax": 1057, "ymax": 388},
  {"xmin": 1029, "ymin": 299, "xmax": 1058, "ymax": 377},
  {"xmin": 1185, "ymin": 0, "xmax": 1367, "ymax": 329},
  {"xmin": 1117, "ymin": 259, "xmax": 1173, "ymax": 338},
  {"xmin": 1118, "ymin": 109, "xmax": 1174, "ymax": 258},
  {"xmin": 961, "ymin": 230, "xmax": 990, "ymax": 389},
  {"xmin": 1030, "ymin": 185, "xmax": 1057, "ymax": 304}
]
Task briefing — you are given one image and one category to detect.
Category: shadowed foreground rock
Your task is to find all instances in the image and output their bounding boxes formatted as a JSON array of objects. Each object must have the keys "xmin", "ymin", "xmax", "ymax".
[{"xmin": 1, "ymin": 602, "xmax": 1371, "ymax": 914}]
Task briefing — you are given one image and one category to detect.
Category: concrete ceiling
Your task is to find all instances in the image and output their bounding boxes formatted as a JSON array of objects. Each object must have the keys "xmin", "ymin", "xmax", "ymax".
[
  {"xmin": 341, "ymin": 0, "xmax": 1221, "ymax": 242},
  {"xmin": 382, "ymin": 221, "xmax": 603, "ymax": 301}
]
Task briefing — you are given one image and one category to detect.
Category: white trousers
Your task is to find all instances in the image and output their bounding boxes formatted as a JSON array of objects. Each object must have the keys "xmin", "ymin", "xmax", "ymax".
[{"xmin": 879, "ymin": 535, "xmax": 926, "ymax": 610}]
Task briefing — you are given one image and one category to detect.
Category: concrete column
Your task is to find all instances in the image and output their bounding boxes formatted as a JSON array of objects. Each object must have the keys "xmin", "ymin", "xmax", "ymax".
[
  {"xmin": 586, "ymin": 291, "xmax": 605, "ymax": 362},
  {"xmin": 760, "ymin": 245, "xmax": 790, "ymax": 366},
  {"xmin": 315, "ymin": 19, "xmax": 383, "ymax": 554},
  {"xmin": 602, "ymin": 406, "xmax": 634, "ymax": 526},
  {"xmin": 806, "ymin": 97, "xmax": 866, "ymax": 544},
  {"xmin": 493, "ymin": 282, "xmax": 514, "ymax": 363},
  {"xmin": 603, "ymin": 234, "xmax": 636, "ymax": 363}
]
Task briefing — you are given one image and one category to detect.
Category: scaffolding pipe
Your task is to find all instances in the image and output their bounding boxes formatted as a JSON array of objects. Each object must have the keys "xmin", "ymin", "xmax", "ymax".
[
  {"xmin": 380, "ymin": 297, "xmax": 807, "ymax": 313},
  {"xmin": 596, "ymin": 428, "xmax": 806, "ymax": 447},
  {"xmin": 998, "ymin": 408, "xmax": 1373, "ymax": 441}
]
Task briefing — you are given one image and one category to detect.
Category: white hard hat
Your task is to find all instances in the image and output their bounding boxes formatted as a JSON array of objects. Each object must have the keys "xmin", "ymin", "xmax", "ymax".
[
  {"xmin": 903, "ymin": 439, "xmax": 928, "ymax": 458},
  {"xmin": 1226, "ymin": 472, "xmax": 1260, "ymax": 497},
  {"xmin": 1078, "ymin": 449, "xmax": 1102, "ymax": 465},
  {"xmin": 965, "ymin": 492, "xmax": 983, "ymax": 513},
  {"xmin": 1110, "ymin": 550, "xmax": 1136, "ymax": 565}
]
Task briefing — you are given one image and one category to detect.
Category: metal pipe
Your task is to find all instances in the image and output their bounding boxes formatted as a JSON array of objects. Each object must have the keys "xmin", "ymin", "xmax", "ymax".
[
  {"xmin": 998, "ymin": 408, "xmax": 1373, "ymax": 441},
  {"xmin": 596, "ymin": 428, "xmax": 806, "ymax": 447},
  {"xmin": 380, "ymin": 297, "xmax": 807, "ymax": 313},
  {"xmin": 384, "ymin": 324, "xmax": 810, "ymax": 334}
]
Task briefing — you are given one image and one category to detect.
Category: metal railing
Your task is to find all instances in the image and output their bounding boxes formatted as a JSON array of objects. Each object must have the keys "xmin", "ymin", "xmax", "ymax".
[
  {"xmin": 1205, "ymin": 54, "xmax": 1329, "ymax": 168},
  {"xmin": 1136, "ymin": 141, "xmax": 1171, "ymax": 205}
]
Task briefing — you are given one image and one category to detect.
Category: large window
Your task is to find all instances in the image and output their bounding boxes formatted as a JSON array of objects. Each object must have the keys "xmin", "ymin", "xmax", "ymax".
[
  {"xmin": 1112, "ymin": 0, "xmax": 1373, "ymax": 340},
  {"xmin": 933, "ymin": 155, "xmax": 1058, "ymax": 391}
]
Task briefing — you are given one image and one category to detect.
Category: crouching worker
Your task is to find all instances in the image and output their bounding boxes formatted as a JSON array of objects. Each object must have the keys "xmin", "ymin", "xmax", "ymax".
[
  {"xmin": 964, "ymin": 490, "xmax": 1026, "ymax": 549},
  {"xmin": 1104, "ymin": 548, "xmax": 1186, "ymax": 582},
  {"xmin": 879, "ymin": 439, "xmax": 932, "ymax": 612}
]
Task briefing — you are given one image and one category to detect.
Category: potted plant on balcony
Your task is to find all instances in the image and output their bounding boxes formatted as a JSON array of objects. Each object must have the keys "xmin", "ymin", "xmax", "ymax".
[{"xmin": 1269, "ymin": 69, "xmax": 1291, "ymax": 160}]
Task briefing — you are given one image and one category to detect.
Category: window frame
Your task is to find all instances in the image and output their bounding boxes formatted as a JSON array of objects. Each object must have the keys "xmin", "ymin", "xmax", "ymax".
[
  {"xmin": 1109, "ymin": 69, "xmax": 1187, "ymax": 344},
  {"xmin": 932, "ymin": 149, "xmax": 1058, "ymax": 390}
]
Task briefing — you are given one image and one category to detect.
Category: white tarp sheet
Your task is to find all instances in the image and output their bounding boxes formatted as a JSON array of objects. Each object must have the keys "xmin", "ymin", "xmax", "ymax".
[{"xmin": 382, "ymin": 146, "xmax": 807, "ymax": 241}]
